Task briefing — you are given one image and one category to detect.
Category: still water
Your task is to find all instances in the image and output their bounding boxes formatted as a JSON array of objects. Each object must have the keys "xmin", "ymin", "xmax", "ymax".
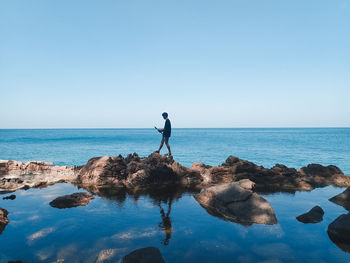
[{"xmin": 0, "ymin": 128, "xmax": 349, "ymax": 262}]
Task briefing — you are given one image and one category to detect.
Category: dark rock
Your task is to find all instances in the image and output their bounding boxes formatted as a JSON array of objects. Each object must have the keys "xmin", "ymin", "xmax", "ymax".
[
  {"xmin": 327, "ymin": 214, "xmax": 350, "ymax": 252},
  {"xmin": 329, "ymin": 187, "xmax": 350, "ymax": 211},
  {"xmin": 0, "ymin": 207, "xmax": 9, "ymax": 234},
  {"xmin": 3, "ymin": 194, "xmax": 16, "ymax": 200},
  {"xmin": 296, "ymin": 206, "xmax": 324, "ymax": 223},
  {"xmin": 120, "ymin": 247, "xmax": 166, "ymax": 263},
  {"xmin": 195, "ymin": 180, "xmax": 277, "ymax": 225},
  {"xmin": 49, "ymin": 192, "xmax": 94, "ymax": 209}
]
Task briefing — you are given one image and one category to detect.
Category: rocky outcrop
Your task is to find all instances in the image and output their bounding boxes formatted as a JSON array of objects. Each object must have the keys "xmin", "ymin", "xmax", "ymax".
[
  {"xmin": 120, "ymin": 247, "xmax": 166, "ymax": 263},
  {"xmin": 192, "ymin": 156, "xmax": 350, "ymax": 192},
  {"xmin": 1, "ymin": 154, "xmax": 349, "ymax": 194},
  {"xmin": 76, "ymin": 153, "xmax": 202, "ymax": 190},
  {"xmin": 194, "ymin": 179, "xmax": 277, "ymax": 225},
  {"xmin": 296, "ymin": 206, "xmax": 324, "ymax": 223},
  {"xmin": 49, "ymin": 192, "xmax": 95, "ymax": 209},
  {"xmin": 329, "ymin": 187, "xmax": 350, "ymax": 211},
  {"xmin": 327, "ymin": 213, "xmax": 350, "ymax": 252},
  {"xmin": 0, "ymin": 207, "xmax": 9, "ymax": 234},
  {"xmin": 0, "ymin": 160, "xmax": 77, "ymax": 192}
]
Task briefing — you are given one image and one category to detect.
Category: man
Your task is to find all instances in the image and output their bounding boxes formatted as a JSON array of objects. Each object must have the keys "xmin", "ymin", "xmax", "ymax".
[{"xmin": 156, "ymin": 112, "xmax": 172, "ymax": 156}]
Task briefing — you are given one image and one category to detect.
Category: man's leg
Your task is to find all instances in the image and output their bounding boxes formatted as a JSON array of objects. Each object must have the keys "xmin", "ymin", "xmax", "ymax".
[
  {"xmin": 165, "ymin": 137, "xmax": 172, "ymax": 156},
  {"xmin": 156, "ymin": 137, "xmax": 164, "ymax": 153}
]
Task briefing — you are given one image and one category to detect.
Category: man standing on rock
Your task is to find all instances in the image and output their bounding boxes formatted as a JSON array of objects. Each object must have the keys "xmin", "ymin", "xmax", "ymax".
[{"xmin": 155, "ymin": 112, "xmax": 172, "ymax": 156}]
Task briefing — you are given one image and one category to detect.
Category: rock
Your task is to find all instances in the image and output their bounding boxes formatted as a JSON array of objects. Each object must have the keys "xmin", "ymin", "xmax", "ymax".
[
  {"xmin": 194, "ymin": 180, "xmax": 277, "ymax": 225},
  {"xmin": 120, "ymin": 247, "xmax": 166, "ymax": 263},
  {"xmin": 49, "ymin": 192, "xmax": 94, "ymax": 209},
  {"xmin": 76, "ymin": 153, "xmax": 202, "ymax": 190},
  {"xmin": 327, "ymin": 214, "xmax": 350, "ymax": 252},
  {"xmin": 1, "ymin": 154, "xmax": 349, "ymax": 194},
  {"xmin": 2, "ymin": 194, "xmax": 16, "ymax": 200},
  {"xmin": 296, "ymin": 206, "xmax": 324, "ymax": 223},
  {"xmin": 0, "ymin": 160, "xmax": 77, "ymax": 191},
  {"xmin": 0, "ymin": 207, "xmax": 9, "ymax": 234},
  {"xmin": 329, "ymin": 187, "xmax": 350, "ymax": 211}
]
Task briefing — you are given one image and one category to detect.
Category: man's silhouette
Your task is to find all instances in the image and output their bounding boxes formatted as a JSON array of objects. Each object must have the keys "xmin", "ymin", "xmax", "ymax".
[{"xmin": 156, "ymin": 112, "xmax": 172, "ymax": 156}]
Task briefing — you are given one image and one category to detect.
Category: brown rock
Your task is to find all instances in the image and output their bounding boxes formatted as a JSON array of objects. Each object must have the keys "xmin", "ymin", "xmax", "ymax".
[
  {"xmin": 195, "ymin": 180, "xmax": 277, "ymax": 225},
  {"xmin": 329, "ymin": 187, "xmax": 350, "ymax": 211},
  {"xmin": 120, "ymin": 247, "xmax": 166, "ymax": 263},
  {"xmin": 296, "ymin": 206, "xmax": 324, "ymax": 223},
  {"xmin": 0, "ymin": 207, "xmax": 9, "ymax": 234},
  {"xmin": 327, "ymin": 214, "xmax": 350, "ymax": 252},
  {"xmin": 49, "ymin": 192, "xmax": 94, "ymax": 209},
  {"xmin": 0, "ymin": 160, "xmax": 77, "ymax": 191}
]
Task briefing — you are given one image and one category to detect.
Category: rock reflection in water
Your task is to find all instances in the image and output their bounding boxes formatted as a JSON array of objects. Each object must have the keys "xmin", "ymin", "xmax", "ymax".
[{"xmin": 79, "ymin": 184, "xmax": 200, "ymax": 246}]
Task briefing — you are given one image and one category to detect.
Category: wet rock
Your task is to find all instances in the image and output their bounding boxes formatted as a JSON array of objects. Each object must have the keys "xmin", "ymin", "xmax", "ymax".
[
  {"xmin": 192, "ymin": 156, "xmax": 350, "ymax": 192},
  {"xmin": 120, "ymin": 247, "xmax": 166, "ymax": 263},
  {"xmin": 0, "ymin": 207, "xmax": 9, "ymax": 234},
  {"xmin": 194, "ymin": 180, "xmax": 277, "ymax": 225},
  {"xmin": 0, "ymin": 160, "xmax": 77, "ymax": 191},
  {"xmin": 329, "ymin": 187, "xmax": 350, "ymax": 211},
  {"xmin": 77, "ymin": 153, "xmax": 202, "ymax": 190},
  {"xmin": 3, "ymin": 194, "xmax": 16, "ymax": 200},
  {"xmin": 296, "ymin": 206, "xmax": 324, "ymax": 223},
  {"xmin": 49, "ymin": 192, "xmax": 94, "ymax": 209},
  {"xmin": 327, "ymin": 213, "xmax": 350, "ymax": 252}
]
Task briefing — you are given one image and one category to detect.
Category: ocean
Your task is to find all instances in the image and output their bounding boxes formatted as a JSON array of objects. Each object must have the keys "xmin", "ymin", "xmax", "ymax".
[
  {"xmin": 0, "ymin": 128, "xmax": 349, "ymax": 262},
  {"xmin": 0, "ymin": 128, "xmax": 349, "ymax": 173}
]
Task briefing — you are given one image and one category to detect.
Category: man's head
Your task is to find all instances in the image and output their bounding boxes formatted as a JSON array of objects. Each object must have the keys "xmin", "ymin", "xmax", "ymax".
[{"xmin": 162, "ymin": 112, "xmax": 168, "ymax": 119}]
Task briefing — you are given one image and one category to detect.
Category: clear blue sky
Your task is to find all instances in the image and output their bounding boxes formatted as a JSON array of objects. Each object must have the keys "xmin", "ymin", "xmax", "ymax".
[{"xmin": 1, "ymin": 0, "xmax": 349, "ymax": 128}]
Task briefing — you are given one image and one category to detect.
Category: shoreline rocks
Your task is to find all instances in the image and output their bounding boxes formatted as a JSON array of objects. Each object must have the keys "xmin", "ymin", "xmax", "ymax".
[
  {"xmin": 296, "ymin": 206, "xmax": 324, "ymax": 223},
  {"xmin": 329, "ymin": 187, "xmax": 350, "ymax": 211},
  {"xmin": 0, "ymin": 207, "xmax": 9, "ymax": 234},
  {"xmin": 327, "ymin": 214, "xmax": 350, "ymax": 252},
  {"xmin": 195, "ymin": 179, "xmax": 277, "ymax": 225},
  {"xmin": 49, "ymin": 192, "xmax": 95, "ymax": 209},
  {"xmin": 0, "ymin": 160, "xmax": 77, "ymax": 192},
  {"xmin": 1, "ymin": 154, "xmax": 349, "ymax": 195}
]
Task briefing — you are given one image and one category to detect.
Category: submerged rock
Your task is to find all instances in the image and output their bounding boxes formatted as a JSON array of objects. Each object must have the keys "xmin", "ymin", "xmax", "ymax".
[
  {"xmin": 329, "ymin": 187, "xmax": 350, "ymax": 211},
  {"xmin": 120, "ymin": 247, "xmax": 166, "ymax": 263},
  {"xmin": 194, "ymin": 180, "xmax": 277, "ymax": 225},
  {"xmin": 327, "ymin": 213, "xmax": 350, "ymax": 252},
  {"xmin": 49, "ymin": 192, "xmax": 95, "ymax": 209},
  {"xmin": 2, "ymin": 194, "xmax": 16, "ymax": 200},
  {"xmin": 296, "ymin": 206, "xmax": 324, "ymax": 223},
  {"xmin": 0, "ymin": 207, "xmax": 9, "ymax": 234}
]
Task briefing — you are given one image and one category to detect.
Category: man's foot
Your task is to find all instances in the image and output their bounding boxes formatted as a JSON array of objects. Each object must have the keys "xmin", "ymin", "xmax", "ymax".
[{"xmin": 155, "ymin": 150, "xmax": 160, "ymax": 154}]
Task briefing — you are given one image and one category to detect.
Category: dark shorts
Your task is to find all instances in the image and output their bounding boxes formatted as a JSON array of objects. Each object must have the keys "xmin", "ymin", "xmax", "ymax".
[{"xmin": 163, "ymin": 135, "xmax": 170, "ymax": 143}]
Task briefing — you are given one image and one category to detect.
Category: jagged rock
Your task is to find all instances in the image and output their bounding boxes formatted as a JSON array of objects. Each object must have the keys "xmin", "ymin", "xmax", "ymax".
[
  {"xmin": 327, "ymin": 214, "xmax": 350, "ymax": 252},
  {"xmin": 120, "ymin": 247, "xmax": 166, "ymax": 263},
  {"xmin": 296, "ymin": 206, "xmax": 324, "ymax": 223},
  {"xmin": 2, "ymin": 194, "xmax": 16, "ymax": 200},
  {"xmin": 194, "ymin": 180, "xmax": 277, "ymax": 225},
  {"xmin": 0, "ymin": 207, "xmax": 9, "ymax": 234},
  {"xmin": 49, "ymin": 192, "xmax": 95, "ymax": 209},
  {"xmin": 1, "ymin": 154, "xmax": 349, "ymax": 194},
  {"xmin": 329, "ymin": 187, "xmax": 350, "ymax": 211},
  {"xmin": 76, "ymin": 153, "xmax": 202, "ymax": 190},
  {"xmin": 0, "ymin": 160, "xmax": 77, "ymax": 191}
]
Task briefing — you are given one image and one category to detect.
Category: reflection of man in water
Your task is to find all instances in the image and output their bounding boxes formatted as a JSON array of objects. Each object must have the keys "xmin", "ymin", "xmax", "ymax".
[{"xmin": 158, "ymin": 198, "xmax": 173, "ymax": 245}]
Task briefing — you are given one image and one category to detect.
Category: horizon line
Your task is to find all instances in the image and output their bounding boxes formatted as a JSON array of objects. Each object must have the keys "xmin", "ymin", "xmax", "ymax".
[{"xmin": 1, "ymin": 127, "xmax": 349, "ymax": 130}]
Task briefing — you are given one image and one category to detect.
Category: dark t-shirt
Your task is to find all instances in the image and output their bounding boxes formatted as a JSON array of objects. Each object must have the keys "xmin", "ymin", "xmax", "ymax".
[{"xmin": 163, "ymin": 119, "xmax": 171, "ymax": 137}]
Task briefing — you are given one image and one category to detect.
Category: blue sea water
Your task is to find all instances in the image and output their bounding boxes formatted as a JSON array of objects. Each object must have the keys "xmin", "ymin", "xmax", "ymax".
[
  {"xmin": 0, "ymin": 128, "xmax": 349, "ymax": 173},
  {"xmin": 0, "ymin": 128, "xmax": 350, "ymax": 262}
]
